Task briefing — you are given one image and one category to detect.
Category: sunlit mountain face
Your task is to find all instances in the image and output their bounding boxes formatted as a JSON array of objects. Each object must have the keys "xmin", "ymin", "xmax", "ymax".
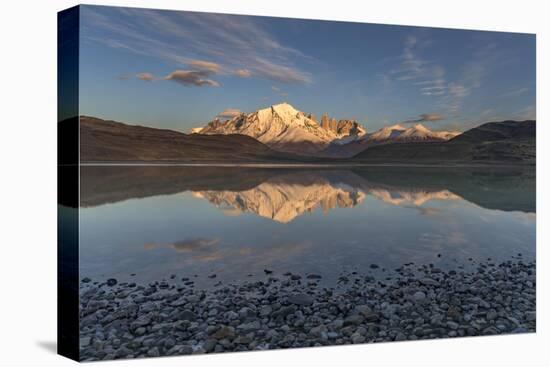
[{"xmin": 192, "ymin": 103, "xmax": 460, "ymax": 156}]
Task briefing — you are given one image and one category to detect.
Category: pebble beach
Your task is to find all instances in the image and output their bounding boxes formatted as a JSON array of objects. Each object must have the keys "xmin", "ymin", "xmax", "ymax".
[{"xmin": 79, "ymin": 257, "xmax": 536, "ymax": 361}]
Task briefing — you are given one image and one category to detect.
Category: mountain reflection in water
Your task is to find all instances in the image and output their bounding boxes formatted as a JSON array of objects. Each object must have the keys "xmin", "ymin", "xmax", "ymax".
[
  {"xmin": 79, "ymin": 166, "xmax": 535, "ymax": 221},
  {"xmin": 191, "ymin": 174, "xmax": 465, "ymax": 223},
  {"xmin": 192, "ymin": 173, "xmax": 366, "ymax": 223}
]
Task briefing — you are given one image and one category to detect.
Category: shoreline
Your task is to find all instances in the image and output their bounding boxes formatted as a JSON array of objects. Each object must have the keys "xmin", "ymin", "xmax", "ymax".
[
  {"xmin": 76, "ymin": 162, "xmax": 535, "ymax": 168},
  {"xmin": 79, "ymin": 258, "xmax": 536, "ymax": 361}
]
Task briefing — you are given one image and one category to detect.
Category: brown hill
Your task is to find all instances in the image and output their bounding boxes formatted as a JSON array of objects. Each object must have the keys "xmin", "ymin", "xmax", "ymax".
[
  {"xmin": 450, "ymin": 120, "xmax": 535, "ymax": 144},
  {"xmin": 72, "ymin": 116, "xmax": 307, "ymax": 163}
]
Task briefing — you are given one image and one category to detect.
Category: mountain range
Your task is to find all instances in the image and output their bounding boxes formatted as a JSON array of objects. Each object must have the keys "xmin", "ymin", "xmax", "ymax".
[
  {"xmin": 196, "ymin": 103, "xmax": 365, "ymax": 154},
  {"xmin": 194, "ymin": 103, "xmax": 459, "ymax": 156},
  {"xmin": 322, "ymin": 123, "xmax": 460, "ymax": 157},
  {"xmin": 70, "ymin": 103, "xmax": 535, "ymax": 165}
]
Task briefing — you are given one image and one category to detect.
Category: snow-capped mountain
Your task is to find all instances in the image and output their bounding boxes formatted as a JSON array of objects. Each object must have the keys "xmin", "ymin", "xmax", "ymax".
[
  {"xmin": 195, "ymin": 103, "xmax": 364, "ymax": 154},
  {"xmin": 193, "ymin": 102, "xmax": 458, "ymax": 156},
  {"xmin": 367, "ymin": 124, "xmax": 407, "ymax": 141},
  {"xmin": 365, "ymin": 123, "xmax": 459, "ymax": 144},
  {"xmin": 322, "ymin": 123, "xmax": 460, "ymax": 157},
  {"xmin": 189, "ymin": 127, "xmax": 204, "ymax": 134}
]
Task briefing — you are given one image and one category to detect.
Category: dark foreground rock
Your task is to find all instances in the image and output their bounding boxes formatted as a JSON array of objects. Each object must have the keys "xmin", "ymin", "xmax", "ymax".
[{"xmin": 79, "ymin": 259, "xmax": 535, "ymax": 361}]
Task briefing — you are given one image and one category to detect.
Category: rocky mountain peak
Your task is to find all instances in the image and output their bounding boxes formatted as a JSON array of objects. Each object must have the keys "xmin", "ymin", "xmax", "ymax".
[
  {"xmin": 197, "ymin": 103, "xmax": 346, "ymax": 155},
  {"xmin": 307, "ymin": 113, "xmax": 318, "ymax": 123},
  {"xmin": 270, "ymin": 102, "xmax": 299, "ymax": 116},
  {"xmin": 319, "ymin": 113, "xmax": 366, "ymax": 137}
]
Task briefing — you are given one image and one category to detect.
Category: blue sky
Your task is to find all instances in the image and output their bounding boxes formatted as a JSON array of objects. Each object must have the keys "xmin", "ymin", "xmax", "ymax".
[{"xmin": 79, "ymin": 5, "xmax": 536, "ymax": 132}]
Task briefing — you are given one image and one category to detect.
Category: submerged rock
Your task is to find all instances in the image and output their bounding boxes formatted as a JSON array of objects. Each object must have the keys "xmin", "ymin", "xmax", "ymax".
[{"xmin": 306, "ymin": 274, "xmax": 322, "ymax": 279}]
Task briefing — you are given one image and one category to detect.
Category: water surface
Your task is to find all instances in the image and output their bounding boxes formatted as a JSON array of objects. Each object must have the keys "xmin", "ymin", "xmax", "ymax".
[{"xmin": 78, "ymin": 166, "xmax": 535, "ymax": 288}]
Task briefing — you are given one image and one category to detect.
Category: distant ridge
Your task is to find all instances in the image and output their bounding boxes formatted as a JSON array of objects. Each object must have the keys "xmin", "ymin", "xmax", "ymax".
[
  {"xmin": 322, "ymin": 123, "xmax": 460, "ymax": 158},
  {"xmin": 354, "ymin": 120, "xmax": 535, "ymax": 164},
  {"xmin": 449, "ymin": 120, "xmax": 535, "ymax": 144},
  {"xmin": 70, "ymin": 115, "xmax": 534, "ymax": 165}
]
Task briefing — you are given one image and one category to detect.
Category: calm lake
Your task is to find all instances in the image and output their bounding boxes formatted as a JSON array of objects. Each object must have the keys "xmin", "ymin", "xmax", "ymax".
[{"xmin": 78, "ymin": 166, "xmax": 535, "ymax": 288}]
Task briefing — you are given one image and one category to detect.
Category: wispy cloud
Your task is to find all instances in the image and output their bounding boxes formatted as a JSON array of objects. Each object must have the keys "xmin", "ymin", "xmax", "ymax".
[
  {"xmin": 386, "ymin": 35, "xmax": 453, "ymax": 108},
  {"xmin": 129, "ymin": 59, "xmax": 222, "ymax": 87},
  {"xmin": 136, "ymin": 72, "xmax": 155, "ymax": 81},
  {"xmin": 516, "ymin": 104, "xmax": 536, "ymax": 120},
  {"xmin": 216, "ymin": 108, "xmax": 242, "ymax": 119},
  {"xmin": 187, "ymin": 59, "xmax": 221, "ymax": 73},
  {"xmin": 415, "ymin": 77, "xmax": 446, "ymax": 96},
  {"xmin": 402, "ymin": 113, "xmax": 445, "ymax": 124},
  {"xmin": 388, "ymin": 35, "xmax": 512, "ymax": 117},
  {"xmin": 234, "ymin": 69, "xmax": 252, "ymax": 78},
  {"xmin": 501, "ymin": 87, "xmax": 529, "ymax": 97},
  {"xmin": 445, "ymin": 83, "xmax": 471, "ymax": 114},
  {"xmin": 271, "ymin": 85, "xmax": 288, "ymax": 97},
  {"xmin": 82, "ymin": 7, "xmax": 313, "ymax": 84},
  {"xmin": 480, "ymin": 108, "xmax": 494, "ymax": 117},
  {"xmin": 390, "ymin": 36, "xmax": 445, "ymax": 92},
  {"xmin": 164, "ymin": 70, "xmax": 220, "ymax": 87},
  {"xmin": 442, "ymin": 41, "xmax": 506, "ymax": 115},
  {"xmin": 130, "ymin": 68, "xmax": 220, "ymax": 87}
]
